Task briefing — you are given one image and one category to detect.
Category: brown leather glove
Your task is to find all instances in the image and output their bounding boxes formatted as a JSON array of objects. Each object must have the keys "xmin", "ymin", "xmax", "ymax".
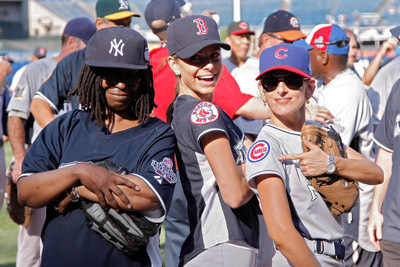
[{"xmin": 301, "ymin": 124, "xmax": 359, "ymax": 216}]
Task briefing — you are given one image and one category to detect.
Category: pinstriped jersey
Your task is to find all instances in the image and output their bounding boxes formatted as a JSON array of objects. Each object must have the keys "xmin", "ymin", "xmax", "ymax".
[{"xmin": 171, "ymin": 95, "xmax": 259, "ymax": 265}]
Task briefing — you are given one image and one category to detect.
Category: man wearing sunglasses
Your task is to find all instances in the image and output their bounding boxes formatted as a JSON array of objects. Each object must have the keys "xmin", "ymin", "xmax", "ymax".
[
  {"xmin": 30, "ymin": 0, "xmax": 140, "ymax": 130},
  {"xmin": 256, "ymin": 10, "xmax": 306, "ymax": 59},
  {"xmin": 305, "ymin": 23, "xmax": 380, "ymax": 267}
]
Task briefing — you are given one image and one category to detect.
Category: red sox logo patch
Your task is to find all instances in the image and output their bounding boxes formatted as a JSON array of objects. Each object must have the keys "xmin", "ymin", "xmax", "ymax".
[
  {"xmin": 248, "ymin": 140, "xmax": 270, "ymax": 162},
  {"xmin": 275, "ymin": 47, "xmax": 288, "ymax": 59},
  {"xmin": 193, "ymin": 18, "xmax": 208, "ymax": 35},
  {"xmin": 191, "ymin": 102, "xmax": 219, "ymax": 124}
]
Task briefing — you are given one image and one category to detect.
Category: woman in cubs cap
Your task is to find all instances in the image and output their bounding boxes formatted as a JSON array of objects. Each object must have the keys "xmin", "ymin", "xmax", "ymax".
[
  {"xmin": 166, "ymin": 15, "xmax": 259, "ymax": 266},
  {"xmin": 17, "ymin": 27, "xmax": 177, "ymax": 266},
  {"xmin": 246, "ymin": 43, "xmax": 383, "ymax": 266}
]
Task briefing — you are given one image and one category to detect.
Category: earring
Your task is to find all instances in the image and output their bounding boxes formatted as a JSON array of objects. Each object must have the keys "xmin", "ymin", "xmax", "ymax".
[{"xmin": 175, "ymin": 71, "xmax": 180, "ymax": 76}]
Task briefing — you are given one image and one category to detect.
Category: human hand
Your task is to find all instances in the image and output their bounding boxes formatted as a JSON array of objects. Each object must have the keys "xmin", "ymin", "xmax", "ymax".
[
  {"xmin": 0, "ymin": 60, "xmax": 12, "ymax": 76},
  {"xmin": 367, "ymin": 206, "xmax": 383, "ymax": 250},
  {"xmin": 78, "ymin": 163, "xmax": 140, "ymax": 210},
  {"xmin": 279, "ymin": 137, "xmax": 329, "ymax": 176},
  {"xmin": 306, "ymin": 104, "xmax": 334, "ymax": 125},
  {"xmin": 11, "ymin": 160, "xmax": 23, "ymax": 184},
  {"xmin": 379, "ymin": 37, "xmax": 398, "ymax": 56}
]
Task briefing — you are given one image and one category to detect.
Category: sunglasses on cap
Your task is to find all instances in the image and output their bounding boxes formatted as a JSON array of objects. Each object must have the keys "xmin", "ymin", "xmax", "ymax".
[
  {"xmin": 311, "ymin": 39, "xmax": 349, "ymax": 48},
  {"xmin": 261, "ymin": 74, "xmax": 308, "ymax": 92},
  {"xmin": 100, "ymin": 71, "xmax": 142, "ymax": 88}
]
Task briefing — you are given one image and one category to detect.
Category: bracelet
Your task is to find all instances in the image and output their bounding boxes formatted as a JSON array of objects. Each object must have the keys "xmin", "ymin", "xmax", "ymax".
[{"xmin": 69, "ymin": 187, "xmax": 81, "ymax": 202}]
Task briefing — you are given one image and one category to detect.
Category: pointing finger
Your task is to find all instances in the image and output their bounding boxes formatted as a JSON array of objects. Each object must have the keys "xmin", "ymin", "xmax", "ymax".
[{"xmin": 279, "ymin": 153, "xmax": 303, "ymax": 161}]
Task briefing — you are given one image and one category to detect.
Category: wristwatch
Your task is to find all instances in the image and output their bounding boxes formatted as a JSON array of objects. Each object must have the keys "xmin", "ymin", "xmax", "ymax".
[{"xmin": 326, "ymin": 154, "xmax": 336, "ymax": 174}]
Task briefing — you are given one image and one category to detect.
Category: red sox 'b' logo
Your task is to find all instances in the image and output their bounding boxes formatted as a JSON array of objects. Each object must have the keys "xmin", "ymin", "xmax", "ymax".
[{"xmin": 193, "ymin": 18, "xmax": 208, "ymax": 35}]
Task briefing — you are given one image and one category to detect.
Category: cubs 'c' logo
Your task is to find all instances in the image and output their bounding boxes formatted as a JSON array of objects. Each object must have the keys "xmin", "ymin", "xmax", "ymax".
[
  {"xmin": 290, "ymin": 17, "xmax": 300, "ymax": 28},
  {"xmin": 248, "ymin": 140, "xmax": 270, "ymax": 163},
  {"xmin": 191, "ymin": 102, "xmax": 219, "ymax": 124},
  {"xmin": 275, "ymin": 47, "xmax": 288, "ymax": 59},
  {"xmin": 193, "ymin": 18, "xmax": 208, "ymax": 35}
]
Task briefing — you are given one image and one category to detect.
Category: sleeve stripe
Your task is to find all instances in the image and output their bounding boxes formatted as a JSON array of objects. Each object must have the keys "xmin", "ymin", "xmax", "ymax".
[
  {"xmin": 34, "ymin": 92, "xmax": 59, "ymax": 113},
  {"xmin": 131, "ymin": 173, "xmax": 167, "ymax": 224},
  {"xmin": 373, "ymin": 137, "xmax": 394, "ymax": 153}
]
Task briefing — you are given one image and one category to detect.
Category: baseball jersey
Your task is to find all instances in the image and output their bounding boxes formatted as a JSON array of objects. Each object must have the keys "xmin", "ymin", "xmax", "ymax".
[
  {"xmin": 19, "ymin": 110, "xmax": 177, "ymax": 267},
  {"xmin": 374, "ymin": 80, "xmax": 400, "ymax": 244},
  {"xmin": 246, "ymin": 124, "xmax": 343, "ymax": 264},
  {"xmin": 368, "ymin": 56, "xmax": 400, "ymax": 128},
  {"xmin": 7, "ymin": 56, "xmax": 57, "ymax": 142},
  {"xmin": 171, "ymin": 95, "xmax": 259, "ymax": 265},
  {"xmin": 34, "ymin": 48, "xmax": 85, "ymax": 113},
  {"xmin": 311, "ymin": 68, "xmax": 376, "ymax": 251},
  {"xmin": 149, "ymin": 46, "xmax": 253, "ymax": 122}
]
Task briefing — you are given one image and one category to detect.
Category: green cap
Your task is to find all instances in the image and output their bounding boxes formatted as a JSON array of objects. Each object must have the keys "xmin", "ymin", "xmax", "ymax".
[{"xmin": 96, "ymin": 0, "xmax": 140, "ymax": 20}]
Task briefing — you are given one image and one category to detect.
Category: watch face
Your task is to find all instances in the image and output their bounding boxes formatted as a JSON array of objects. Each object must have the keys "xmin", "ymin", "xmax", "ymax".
[{"xmin": 326, "ymin": 163, "xmax": 336, "ymax": 174}]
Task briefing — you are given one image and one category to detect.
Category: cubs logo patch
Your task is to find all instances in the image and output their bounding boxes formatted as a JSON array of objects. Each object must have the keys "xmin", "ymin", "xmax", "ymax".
[
  {"xmin": 248, "ymin": 140, "xmax": 270, "ymax": 163},
  {"xmin": 191, "ymin": 102, "xmax": 219, "ymax": 124},
  {"xmin": 151, "ymin": 157, "xmax": 177, "ymax": 184}
]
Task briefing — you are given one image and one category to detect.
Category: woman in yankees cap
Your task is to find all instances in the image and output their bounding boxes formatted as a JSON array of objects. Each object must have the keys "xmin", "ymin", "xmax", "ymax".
[
  {"xmin": 245, "ymin": 43, "xmax": 383, "ymax": 266},
  {"xmin": 166, "ymin": 15, "xmax": 259, "ymax": 266},
  {"xmin": 17, "ymin": 27, "xmax": 177, "ymax": 267}
]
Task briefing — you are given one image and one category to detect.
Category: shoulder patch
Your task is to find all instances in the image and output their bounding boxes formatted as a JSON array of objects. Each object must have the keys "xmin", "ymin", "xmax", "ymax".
[
  {"xmin": 190, "ymin": 101, "xmax": 219, "ymax": 125},
  {"xmin": 248, "ymin": 140, "xmax": 270, "ymax": 163},
  {"xmin": 151, "ymin": 157, "xmax": 177, "ymax": 184}
]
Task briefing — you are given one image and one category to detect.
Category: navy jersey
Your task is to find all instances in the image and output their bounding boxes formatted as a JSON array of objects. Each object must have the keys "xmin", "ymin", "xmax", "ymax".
[
  {"xmin": 20, "ymin": 110, "xmax": 177, "ymax": 267},
  {"xmin": 35, "ymin": 48, "xmax": 85, "ymax": 112},
  {"xmin": 171, "ymin": 95, "xmax": 259, "ymax": 265}
]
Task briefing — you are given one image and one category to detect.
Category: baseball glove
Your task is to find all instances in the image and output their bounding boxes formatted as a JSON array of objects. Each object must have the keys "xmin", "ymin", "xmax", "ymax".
[
  {"xmin": 301, "ymin": 123, "xmax": 359, "ymax": 216},
  {"xmin": 4, "ymin": 162, "xmax": 32, "ymax": 226},
  {"xmin": 81, "ymin": 161, "xmax": 160, "ymax": 255}
]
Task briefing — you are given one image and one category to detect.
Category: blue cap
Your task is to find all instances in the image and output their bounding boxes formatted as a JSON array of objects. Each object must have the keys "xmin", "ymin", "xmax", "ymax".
[
  {"xmin": 257, "ymin": 43, "xmax": 311, "ymax": 80},
  {"xmin": 306, "ymin": 24, "xmax": 349, "ymax": 55},
  {"xmin": 390, "ymin": 25, "xmax": 400, "ymax": 41},
  {"xmin": 167, "ymin": 15, "xmax": 230, "ymax": 58},
  {"xmin": 293, "ymin": 39, "xmax": 313, "ymax": 51},
  {"xmin": 85, "ymin": 26, "xmax": 150, "ymax": 70},
  {"xmin": 145, "ymin": 0, "xmax": 183, "ymax": 31},
  {"xmin": 63, "ymin": 17, "xmax": 97, "ymax": 45}
]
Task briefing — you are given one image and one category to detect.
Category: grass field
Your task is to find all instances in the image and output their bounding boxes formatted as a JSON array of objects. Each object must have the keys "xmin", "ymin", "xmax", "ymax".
[
  {"xmin": 0, "ymin": 142, "xmax": 166, "ymax": 266},
  {"xmin": 0, "ymin": 142, "xmax": 18, "ymax": 266}
]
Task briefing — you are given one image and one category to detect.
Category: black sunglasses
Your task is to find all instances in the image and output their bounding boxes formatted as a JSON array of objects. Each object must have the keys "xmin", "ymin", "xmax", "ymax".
[
  {"xmin": 266, "ymin": 33, "xmax": 293, "ymax": 44},
  {"xmin": 261, "ymin": 74, "xmax": 308, "ymax": 92},
  {"xmin": 311, "ymin": 39, "xmax": 349, "ymax": 48},
  {"xmin": 101, "ymin": 71, "xmax": 141, "ymax": 87}
]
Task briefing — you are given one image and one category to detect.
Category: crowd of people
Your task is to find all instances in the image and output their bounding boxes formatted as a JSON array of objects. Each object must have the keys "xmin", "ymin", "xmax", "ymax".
[{"xmin": 0, "ymin": 0, "xmax": 399, "ymax": 266}]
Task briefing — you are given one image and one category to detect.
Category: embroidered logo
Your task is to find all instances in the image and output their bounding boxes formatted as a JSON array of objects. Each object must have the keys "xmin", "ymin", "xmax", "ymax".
[
  {"xmin": 118, "ymin": 0, "xmax": 129, "ymax": 10},
  {"xmin": 275, "ymin": 47, "xmax": 288, "ymax": 59},
  {"xmin": 248, "ymin": 140, "xmax": 270, "ymax": 163},
  {"xmin": 151, "ymin": 157, "xmax": 177, "ymax": 184},
  {"xmin": 13, "ymin": 85, "xmax": 25, "ymax": 98},
  {"xmin": 109, "ymin": 38, "xmax": 125, "ymax": 56},
  {"xmin": 193, "ymin": 18, "xmax": 208, "ymax": 35},
  {"xmin": 239, "ymin": 21, "xmax": 249, "ymax": 30},
  {"xmin": 190, "ymin": 102, "xmax": 219, "ymax": 124},
  {"xmin": 290, "ymin": 17, "xmax": 300, "ymax": 28},
  {"xmin": 234, "ymin": 139, "xmax": 247, "ymax": 165},
  {"xmin": 313, "ymin": 36, "xmax": 325, "ymax": 49},
  {"xmin": 395, "ymin": 114, "xmax": 400, "ymax": 137}
]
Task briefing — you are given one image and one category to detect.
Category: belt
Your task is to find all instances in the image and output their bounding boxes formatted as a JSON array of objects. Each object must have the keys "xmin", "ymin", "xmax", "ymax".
[{"xmin": 313, "ymin": 239, "xmax": 345, "ymax": 261}]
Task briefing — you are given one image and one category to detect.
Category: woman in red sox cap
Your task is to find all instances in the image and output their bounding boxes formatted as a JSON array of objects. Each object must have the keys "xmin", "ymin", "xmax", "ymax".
[
  {"xmin": 246, "ymin": 43, "xmax": 383, "ymax": 266},
  {"xmin": 166, "ymin": 15, "xmax": 259, "ymax": 266}
]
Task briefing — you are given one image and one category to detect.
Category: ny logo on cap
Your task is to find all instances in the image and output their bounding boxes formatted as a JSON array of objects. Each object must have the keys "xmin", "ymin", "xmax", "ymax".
[
  {"xmin": 193, "ymin": 18, "xmax": 208, "ymax": 35},
  {"xmin": 119, "ymin": 0, "xmax": 129, "ymax": 10},
  {"xmin": 109, "ymin": 38, "xmax": 125, "ymax": 56},
  {"xmin": 275, "ymin": 47, "xmax": 288, "ymax": 59}
]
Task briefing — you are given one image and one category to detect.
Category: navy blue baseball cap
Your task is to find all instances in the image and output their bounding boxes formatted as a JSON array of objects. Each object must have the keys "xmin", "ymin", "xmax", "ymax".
[
  {"xmin": 145, "ymin": 0, "xmax": 183, "ymax": 31},
  {"xmin": 85, "ymin": 26, "xmax": 149, "ymax": 70},
  {"xmin": 167, "ymin": 15, "xmax": 230, "ymax": 58},
  {"xmin": 390, "ymin": 25, "xmax": 400, "ymax": 41},
  {"xmin": 63, "ymin": 17, "xmax": 97, "ymax": 45},
  {"xmin": 263, "ymin": 10, "xmax": 306, "ymax": 41},
  {"xmin": 257, "ymin": 43, "xmax": 311, "ymax": 80}
]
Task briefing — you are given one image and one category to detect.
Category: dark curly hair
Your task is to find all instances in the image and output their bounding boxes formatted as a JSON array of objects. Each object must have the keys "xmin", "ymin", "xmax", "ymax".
[{"xmin": 69, "ymin": 64, "xmax": 156, "ymax": 129}]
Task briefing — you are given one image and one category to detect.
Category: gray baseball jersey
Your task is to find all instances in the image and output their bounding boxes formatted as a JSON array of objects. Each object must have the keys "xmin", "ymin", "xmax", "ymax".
[
  {"xmin": 246, "ymin": 124, "xmax": 344, "ymax": 266},
  {"xmin": 374, "ymin": 80, "xmax": 400, "ymax": 244}
]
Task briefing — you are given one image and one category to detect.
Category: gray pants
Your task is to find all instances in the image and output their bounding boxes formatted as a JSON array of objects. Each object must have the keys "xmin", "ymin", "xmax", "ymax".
[
  {"xmin": 381, "ymin": 239, "xmax": 400, "ymax": 267},
  {"xmin": 184, "ymin": 243, "xmax": 257, "ymax": 267}
]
